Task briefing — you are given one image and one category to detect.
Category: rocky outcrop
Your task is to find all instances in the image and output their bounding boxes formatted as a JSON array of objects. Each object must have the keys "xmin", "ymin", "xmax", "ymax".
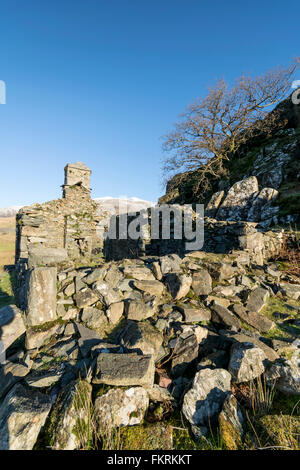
[{"xmin": 216, "ymin": 176, "xmax": 259, "ymax": 221}]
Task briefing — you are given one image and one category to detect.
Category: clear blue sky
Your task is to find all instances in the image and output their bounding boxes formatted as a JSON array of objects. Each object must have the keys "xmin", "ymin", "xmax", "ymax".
[{"xmin": 0, "ymin": 0, "xmax": 298, "ymax": 206}]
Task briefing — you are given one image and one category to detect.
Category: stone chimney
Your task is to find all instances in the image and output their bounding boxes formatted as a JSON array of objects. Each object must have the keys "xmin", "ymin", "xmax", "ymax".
[{"xmin": 62, "ymin": 162, "xmax": 91, "ymax": 198}]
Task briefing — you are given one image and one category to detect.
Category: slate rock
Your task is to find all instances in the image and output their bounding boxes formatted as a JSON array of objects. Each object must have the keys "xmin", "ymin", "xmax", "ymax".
[
  {"xmin": 182, "ymin": 368, "xmax": 231, "ymax": 428},
  {"xmin": 0, "ymin": 383, "xmax": 52, "ymax": 450},
  {"xmin": 211, "ymin": 302, "xmax": 241, "ymax": 329},
  {"xmin": 93, "ymin": 353, "xmax": 155, "ymax": 388},
  {"xmin": 74, "ymin": 287, "xmax": 98, "ymax": 308},
  {"xmin": 0, "ymin": 304, "xmax": 26, "ymax": 351},
  {"xmin": 165, "ymin": 274, "xmax": 192, "ymax": 300},
  {"xmin": 228, "ymin": 342, "xmax": 267, "ymax": 383},
  {"xmin": 120, "ymin": 320, "xmax": 163, "ymax": 360},
  {"xmin": 231, "ymin": 303, "xmax": 275, "ymax": 333},
  {"xmin": 0, "ymin": 362, "xmax": 31, "ymax": 400},
  {"xmin": 192, "ymin": 270, "xmax": 213, "ymax": 296},
  {"xmin": 171, "ymin": 333, "xmax": 199, "ymax": 377},
  {"xmin": 246, "ymin": 287, "xmax": 269, "ymax": 313},
  {"xmin": 95, "ymin": 387, "xmax": 149, "ymax": 429},
  {"xmin": 26, "ymin": 267, "xmax": 57, "ymax": 326}
]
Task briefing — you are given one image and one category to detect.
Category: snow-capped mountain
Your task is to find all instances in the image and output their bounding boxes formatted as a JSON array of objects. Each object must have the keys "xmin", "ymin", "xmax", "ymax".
[
  {"xmin": 0, "ymin": 206, "xmax": 23, "ymax": 217},
  {"xmin": 93, "ymin": 197, "xmax": 156, "ymax": 215}
]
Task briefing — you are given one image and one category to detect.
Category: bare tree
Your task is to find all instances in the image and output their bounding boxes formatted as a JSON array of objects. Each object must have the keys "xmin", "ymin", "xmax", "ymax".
[{"xmin": 162, "ymin": 63, "xmax": 298, "ymax": 194}]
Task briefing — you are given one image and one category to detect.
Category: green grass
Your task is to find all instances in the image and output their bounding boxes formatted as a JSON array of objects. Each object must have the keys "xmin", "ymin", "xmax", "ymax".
[
  {"xmin": 259, "ymin": 296, "xmax": 300, "ymax": 341},
  {"xmin": 0, "ymin": 271, "xmax": 16, "ymax": 307}
]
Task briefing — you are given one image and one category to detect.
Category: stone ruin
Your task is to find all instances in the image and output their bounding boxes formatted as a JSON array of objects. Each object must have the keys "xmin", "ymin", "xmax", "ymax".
[
  {"xmin": 0, "ymin": 163, "xmax": 299, "ymax": 450},
  {"xmin": 15, "ymin": 163, "xmax": 289, "ymax": 280},
  {"xmin": 15, "ymin": 162, "xmax": 104, "ymax": 274}
]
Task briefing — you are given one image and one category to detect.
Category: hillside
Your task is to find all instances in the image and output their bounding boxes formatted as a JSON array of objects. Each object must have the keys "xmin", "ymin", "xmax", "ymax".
[{"xmin": 159, "ymin": 94, "xmax": 300, "ymax": 225}]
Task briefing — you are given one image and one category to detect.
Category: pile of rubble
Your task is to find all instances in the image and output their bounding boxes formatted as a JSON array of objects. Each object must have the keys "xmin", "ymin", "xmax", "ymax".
[{"xmin": 1, "ymin": 249, "xmax": 299, "ymax": 449}]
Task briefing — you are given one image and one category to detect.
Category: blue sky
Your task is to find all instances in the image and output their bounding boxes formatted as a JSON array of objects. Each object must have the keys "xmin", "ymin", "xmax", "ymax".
[{"xmin": 0, "ymin": 0, "xmax": 299, "ymax": 206}]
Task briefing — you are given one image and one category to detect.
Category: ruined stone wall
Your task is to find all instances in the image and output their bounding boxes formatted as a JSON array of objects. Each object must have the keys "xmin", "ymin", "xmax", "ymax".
[
  {"xmin": 15, "ymin": 185, "xmax": 106, "ymax": 272},
  {"xmin": 104, "ymin": 209, "xmax": 286, "ymax": 265}
]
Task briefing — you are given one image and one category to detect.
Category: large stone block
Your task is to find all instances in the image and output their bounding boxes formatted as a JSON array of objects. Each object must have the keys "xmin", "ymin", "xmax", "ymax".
[
  {"xmin": 28, "ymin": 247, "xmax": 68, "ymax": 269},
  {"xmin": 216, "ymin": 176, "xmax": 259, "ymax": 221},
  {"xmin": 0, "ymin": 305, "xmax": 26, "ymax": 352},
  {"xmin": 0, "ymin": 383, "xmax": 52, "ymax": 450},
  {"xmin": 182, "ymin": 368, "xmax": 231, "ymax": 428},
  {"xmin": 93, "ymin": 353, "xmax": 155, "ymax": 387},
  {"xmin": 26, "ymin": 267, "xmax": 57, "ymax": 326}
]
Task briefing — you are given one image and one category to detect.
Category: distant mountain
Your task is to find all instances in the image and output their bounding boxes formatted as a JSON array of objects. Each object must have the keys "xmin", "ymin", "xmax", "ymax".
[
  {"xmin": 0, "ymin": 206, "xmax": 23, "ymax": 217},
  {"xmin": 94, "ymin": 196, "xmax": 156, "ymax": 215},
  {"xmin": 0, "ymin": 197, "xmax": 155, "ymax": 218}
]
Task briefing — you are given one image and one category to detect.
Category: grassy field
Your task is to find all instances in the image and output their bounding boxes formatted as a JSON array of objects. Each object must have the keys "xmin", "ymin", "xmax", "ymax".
[
  {"xmin": 0, "ymin": 217, "xmax": 15, "ymax": 268},
  {"xmin": 0, "ymin": 216, "xmax": 16, "ymax": 306}
]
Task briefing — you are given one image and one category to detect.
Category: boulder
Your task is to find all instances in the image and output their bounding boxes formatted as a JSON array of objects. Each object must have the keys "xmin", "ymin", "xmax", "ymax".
[
  {"xmin": 26, "ymin": 267, "xmax": 57, "ymax": 326},
  {"xmin": 106, "ymin": 301, "xmax": 124, "ymax": 324},
  {"xmin": 211, "ymin": 302, "xmax": 241, "ymax": 329},
  {"xmin": 25, "ymin": 322, "xmax": 61, "ymax": 350},
  {"xmin": 94, "ymin": 387, "xmax": 149, "ymax": 429},
  {"xmin": 146, "ymin": 385, "xmax": 173, "ymax": 403},
  {"xmin": 82, "ymin": 267, "xmax": 106, "ymax": 285},
  {"xmin": 216, "ymin": 176, "xmax": 259, "ymax": 221},
  {"xmin": 0, "ymin": 362, "xmax": 31, "ymax": 400},
  {"xmin": 123, "ymin": 265, "xmax": 155, "ymax": 281},
  {"xmin": 205, "ymin": 191, "xmax": 225, "ymax": 218},
  {"xmin": 74, "ymin": 287, "xmax": 98, "ymax": 308},
  {"xmin": 231, "ymin": 304, "xmax": 274, "ymax": 333},
  {"xmin": 247, "ymin": 188, "xmax": 279, "ymax": 222},
  {"xmin": 177, "ymin": 305, "xmax": 211, "ymax": 323},
  {"xmin": 246, "ymin": 287, "xmax": 269, "ymax": 313},
  {"xmin": 203, "ymin": 261, "xmax": 236, "ymax": 282},
  {"xmin": 220, "ymin": 330, "xmax": 278, "ymax": 362},
  {"xmin": 0, "ymin": 305, "xmax": 26, "ymax": 351},
  {"xmin": 165, "ymin": 274, "xmax": 192, "ymax": 300},
  {"xmin": 0, "ymin": 383, "xmax": 52, "ymax": 450},
  {"xmin": 266, "ymin": 355, "xmax": 300, "ymax": 395},
  {"xmin": 151, "ymin": 261, "xmax": 163, "ymax": 280},
  {"xmin": 46, "ymin": 338, "xmax": 80, "ymax": 361},
  {"xmin": 133, "ymin": 279, "xmax": 165, "ymax": 296},
  {"xmin": 92, "ymin": 281, "xmax": 122, "ymax": 306},
  {"xmin": 104, "ymin": 265, "xmax": 124, "ymax": 288},
  {"xmin": 64, "ymin": 282, "xmax": 75, "ymax": 297},
  {"xmin": 93, "ymin": 353, "xmax": 155, "ymax": 388},
  {"xmin": 160, "ymin": 254, "xmax": 182, "ymax": 274},
  {"xmin": 171, "ymin": 333, "xmax": 199, "ymax": 377},
  {"xmin": 120, "ymin": 320, "xmax": 163, "ymax": 360},
  {"xmin": 228, "ymin": 342, "xmax": 267, "ymax": 383},
  {"xmin": 280, "ymin": 283, "xmax": 300, "ymax": 300},
  {"xmin": 25, "ymin": 366, "xmax": 64, "ymax": 388},
  {"xmin": 125, "ymin": 298, "xmax": 157, "ymax": 321},
  {"xmin": 75, "ymin": 323, "xmax": 103, "ymax": 357},
  {"xmin": 182, "ymin": 368, "xmax": 231, "ymax": 428},
  {"xmin": 192, "ymin": 270, "xmax": 213, "ymax": 296},
  {"xmin": 81, "ymin": 307, "xmax": 108, "ymax": 330}
]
